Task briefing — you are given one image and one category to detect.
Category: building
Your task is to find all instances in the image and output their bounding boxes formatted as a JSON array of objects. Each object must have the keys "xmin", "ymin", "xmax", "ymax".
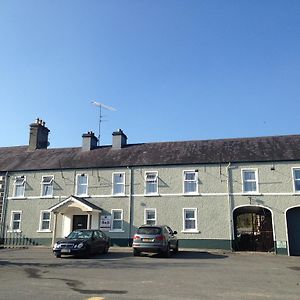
[{"xmin": 1, "ymin": 119, "xmax": 300, "ymax": 255}]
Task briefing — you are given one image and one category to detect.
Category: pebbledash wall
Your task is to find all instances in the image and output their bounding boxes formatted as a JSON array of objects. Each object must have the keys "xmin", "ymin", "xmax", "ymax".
[
  {"xmin": 4, "ymin": 161, "xmax": 300, "ymax": 254},
  {"xmin": 2, "ymin": 119, "xmax": 300, "ymax": 255}
]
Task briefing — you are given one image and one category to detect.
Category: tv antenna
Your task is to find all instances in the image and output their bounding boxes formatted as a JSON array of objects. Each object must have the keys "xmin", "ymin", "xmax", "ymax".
[{"xmin": 91, "ymin": 101, "xmax": 117, "ymax": 144}]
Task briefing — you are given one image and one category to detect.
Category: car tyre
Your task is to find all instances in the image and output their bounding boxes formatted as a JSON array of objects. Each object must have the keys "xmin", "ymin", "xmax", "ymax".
[
  {"xmin": 173, "ymin": 242, "xmax": 179, "ymax": 254},
  {"xmin": 55, "ymin": 253, "xmax": 61, "ymax": 258},
  {"xmin": 133, "ymin": 248, "xmax": 140, "ymax": 256},
  {"xmin": 163, "ymin": 244, "xmax": 171, "ymax": 258}
]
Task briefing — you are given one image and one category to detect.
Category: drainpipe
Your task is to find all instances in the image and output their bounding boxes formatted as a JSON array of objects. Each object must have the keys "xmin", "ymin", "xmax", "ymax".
[
  {"xmin": 127, "ymin": 166, "xmax": 133, "ymax": 246},
  {"xmin": 226, "ymin": 163, "xmax": 234, "ymax": 251},
  {"xmin": 1, "ymin": 171, "xmax": 9, "ymax": 242}
]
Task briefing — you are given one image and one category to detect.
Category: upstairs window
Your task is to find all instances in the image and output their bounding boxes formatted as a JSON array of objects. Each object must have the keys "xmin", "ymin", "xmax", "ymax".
[
  {"xmin": 76, "ymin": 174, "xmax": 88, "ymax": 196},
  {"xmin": 13, "ymin": 176, "xmax": 26, "ymax": 198},
  {"xmin": 293, "ymin": 168, "xmax": 300, "ymax": 192},
  {"xmin": 41, "ymin": 175, "xmax": 54, "ymax": 197},
  {"xmin": 183, "ymin": 171, "xmax": 198, "ymax": 194},
  {"xmin": 111, "ymin": 209, "xmax": 123, "ymax": 231},
  {"xmin": 112, "ymin": 172, "xmax": 125, "ymax": 195},
  {"xmin": 145, "ymin": 171, "xmax": 158, "ymax": 195},
  {"xmin": 242, "ymin": 169, "xmax": 258, "ymax": 193},
  {"xmin": 144, "ymin": 209, "xmax": 156, "ymax": 225}
]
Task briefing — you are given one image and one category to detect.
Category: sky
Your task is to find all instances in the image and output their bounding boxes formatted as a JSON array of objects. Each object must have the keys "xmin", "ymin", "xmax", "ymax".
[{"xmin": 0, "ymin": 0, "xmax": 300, "ymax": 148}]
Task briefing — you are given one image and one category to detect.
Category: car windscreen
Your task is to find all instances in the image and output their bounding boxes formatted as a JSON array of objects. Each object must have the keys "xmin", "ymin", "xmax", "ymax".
[
  {"xmin": 67, "ymin": 230, "xmax": 93, "ymax": 239},
  {"xmin": 137, "ymin": 227, "xmax": 161, "ymax": 235}
]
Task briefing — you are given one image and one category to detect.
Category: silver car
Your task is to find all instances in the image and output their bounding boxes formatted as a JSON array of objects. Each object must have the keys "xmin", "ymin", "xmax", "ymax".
[{"xmin": 132, "ymin": 225, "xmax": 178, "ymax": 257}]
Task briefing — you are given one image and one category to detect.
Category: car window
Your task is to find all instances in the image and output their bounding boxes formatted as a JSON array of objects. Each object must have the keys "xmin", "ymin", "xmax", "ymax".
[
  {"xmin": 137, "ymin": 227, "xmax": 161, "ymax": 235},
  {"xmin": 167, "ymin": 226, "xmax": 173, "ymax": 235},
  {"xmin": 67, "ymin": 230, "xmax": 93, "ymax": 239}
]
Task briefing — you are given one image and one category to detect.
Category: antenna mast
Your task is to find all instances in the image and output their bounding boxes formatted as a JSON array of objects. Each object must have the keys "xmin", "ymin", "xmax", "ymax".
[{"xmin": 91, "ymin": 101, "xmax": 117, "ymax": 145}]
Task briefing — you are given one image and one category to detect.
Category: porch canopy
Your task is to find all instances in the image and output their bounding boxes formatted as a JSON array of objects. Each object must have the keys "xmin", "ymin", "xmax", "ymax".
[{"xmin": 49, "ymin": 195, "xmax": 102, "ymax": 246}]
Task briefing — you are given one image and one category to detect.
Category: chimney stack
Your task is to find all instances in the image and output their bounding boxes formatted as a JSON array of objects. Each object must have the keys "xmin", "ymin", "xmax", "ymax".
[
  {"xmin": 82, "ymin": 131, "xmax": 98, "ymax": 151},
  {"xmin": 28, "ymin": 118, "xmax": 50, "ymax": 151},
  {"xmin": 112, "ymin": 129, "xmax": 127, "ymax": 149}
]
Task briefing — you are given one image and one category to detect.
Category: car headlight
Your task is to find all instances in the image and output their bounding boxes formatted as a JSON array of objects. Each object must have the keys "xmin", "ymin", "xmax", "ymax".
[
  {"xmin": 53, "ymin": 243, "xmax": 61, "ymax": 249},
  {"xmin": 76, "ymin": 242, "xmax": 84, "ymax": 249}
]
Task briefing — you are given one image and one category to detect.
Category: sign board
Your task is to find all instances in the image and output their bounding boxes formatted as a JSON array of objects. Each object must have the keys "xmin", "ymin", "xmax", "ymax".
[
  {"xmin": 100, "ymin": 215, "xmax": 111, "ymax": 231},
  {"xmin": 276, "ymin": 241, "xmax": 287, "ymax": 249}
]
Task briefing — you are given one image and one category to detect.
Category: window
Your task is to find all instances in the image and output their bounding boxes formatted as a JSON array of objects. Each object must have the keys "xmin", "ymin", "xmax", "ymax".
[
  {"xmin": 242, "ymin": 169, "xmax": 258, "ymax": 193},
  {"xmin": 145, "ymin": 171, "xmax": 158, "ymax": 195},
  {"xmin": 293, "ymin": 168, "xmax": 300, "ymax": 193},
  {"xmin": 10, "ymin": 211, "xmax": 22, "ymax": 232},
  {"xmin": 183, "ymin": 208, "xmax": 198, "ymax": 232},
  {"xmin": 112, "ymin": 172, "xmax": 125, "ymax": 195},
  {"xmin": 144, "ymin": 209, "xmax": 156, "ymax": 225},
  {"xmin": 13, "ymin": 176, "xmax": 26, "ymax": 198},
  {"xmin": 39, "ymin": 211, "xmax": 51, "ymax": 231},
  {"xmin": 76, "ymin": 174, "xmax": 88, "ymax": 196},
  {"xmin": 41, "ymin": 175, "xmax": 54, "ymax": 197},
  {"xmin": 183, "ymin": 171, "xmax": 198, "ymax": 194},
  {"xmin": 111, "ymin": 209, "xmax": 123, "ymax": 231}
]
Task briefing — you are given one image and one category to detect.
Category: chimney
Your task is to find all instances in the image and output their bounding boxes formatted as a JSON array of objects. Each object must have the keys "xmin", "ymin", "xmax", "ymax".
[
  {"xmin": 28, "ymin": 118, "xmax": 50, "ymax": 151},
  {"xmin": 112, "ymin": 129, "xmax": 127, "ymax": 149},
  {"xmin": 82, "ymin": 131, "xmax": 98, "ymax": 151}
]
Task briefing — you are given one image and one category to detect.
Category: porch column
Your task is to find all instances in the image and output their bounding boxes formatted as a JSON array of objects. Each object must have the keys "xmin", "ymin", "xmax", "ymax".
[
  {"xmin": 51, "ymin": 212, "xmax": 58, "ymax": 247},
  {"xmin": 87, "ymin": 213, "xmax": 92, "ymax": 229}
]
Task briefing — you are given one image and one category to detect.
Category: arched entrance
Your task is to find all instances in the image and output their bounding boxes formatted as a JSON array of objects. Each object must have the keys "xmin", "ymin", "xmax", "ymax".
[
  {"xmin": 286, "ymin": 207, "xmax": 300, "ymax": 256},
  {"xmin": 233, "ymin": 206, "xmax": 274, "ymax": 252}
]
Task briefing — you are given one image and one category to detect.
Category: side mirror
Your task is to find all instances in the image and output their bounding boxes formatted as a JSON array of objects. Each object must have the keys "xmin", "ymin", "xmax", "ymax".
[{"xmin": 173, "ymin": 231, "xmax": 177, "ymax": 235}]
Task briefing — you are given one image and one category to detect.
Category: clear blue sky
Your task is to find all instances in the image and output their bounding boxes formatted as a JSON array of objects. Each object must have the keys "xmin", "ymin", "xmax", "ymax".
[{"xmin": 0, "ymin": 0, "xmax": 299, "ymax": 148}]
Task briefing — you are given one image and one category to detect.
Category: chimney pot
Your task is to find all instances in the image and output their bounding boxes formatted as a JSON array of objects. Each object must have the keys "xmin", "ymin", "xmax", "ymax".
[
  {"xmin": 28, "ymin": 118, "xmax": 50, "ymax": 151},
  {"xmin": 82, "ymin": 131, "xmax": 98, "ymax": 151},
  {"xmin": 112, "ymin": 129, "xmax": 127, "ymax": 149}
]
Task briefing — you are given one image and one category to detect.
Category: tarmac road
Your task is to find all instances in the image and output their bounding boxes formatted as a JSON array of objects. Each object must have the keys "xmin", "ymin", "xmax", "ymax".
[{"xmin": 0, "ymin": 246, "xmax": 299, "ymax": 300}]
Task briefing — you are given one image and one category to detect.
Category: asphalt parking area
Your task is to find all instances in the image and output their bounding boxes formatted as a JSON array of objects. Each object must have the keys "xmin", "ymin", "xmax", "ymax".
[{"xmin": 0, "ymin": 247, "xmax": 300, "ymax": 300}]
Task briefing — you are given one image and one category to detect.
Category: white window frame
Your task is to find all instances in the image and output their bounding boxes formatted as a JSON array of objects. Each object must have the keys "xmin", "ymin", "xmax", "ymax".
[
  {"xmin": 145, "ymin": 171, "xmax": 159, "ymax": 195},
  {"xmin": 13, "ymin": 176, "xmax": 26, "ymax": 198},
  {"xmin": 183, "ymin": 170, "xmax": 198, "ymax": 194},
  {"xmin": 144, "ymin": 208, "xmax": 157, "ymax": 225},
  {"xmin": 9, "ymin": 210, "xmax": 22, "ymax": 232},
  {"xmin": 75, "ymin": 174, "xmax": 89, "ymax": 196},
  {"xmin": 112, "ymin": 172, "xmax": 125, "ymax": 196},
  {"xmin": 110, "ymin": 209, "xmax": 123, "ymax": 232},
  {"xmin": 292, "ymin": 168, "xmax": 300, "ymax": 193},
  {"xmin": 41, "ymin": 175, "xmax": 54, "ymax": 198},
  {"xmin": 182, "ymin": 208, "xmax": 198, "ymax": 233},
  {"xmin": 242, "ymin": 168, "xmax": 259, "ymax": 194},
  {"xmin": 38, "ymin": 210, "xmax": 51, "ymax": 232}
]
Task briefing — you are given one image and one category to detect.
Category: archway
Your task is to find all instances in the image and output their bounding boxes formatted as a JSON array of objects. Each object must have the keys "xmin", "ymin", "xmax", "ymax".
[
  {"xmin": 233, "ymin": 206, "xmax": 274, "ymax": 252},
  {"xmin": 286, "ymin": 207, "xmax": 300, "ymax": 256}
]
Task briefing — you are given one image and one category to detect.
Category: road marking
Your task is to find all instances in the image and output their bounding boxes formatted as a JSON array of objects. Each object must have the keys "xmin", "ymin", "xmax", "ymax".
[{"xmin": 86, "ymin": 297, "xmax": 105, "ymax": 300}]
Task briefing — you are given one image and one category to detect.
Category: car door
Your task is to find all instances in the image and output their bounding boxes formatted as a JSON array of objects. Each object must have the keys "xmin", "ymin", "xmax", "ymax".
[{"xmin": 93, "ymin": 230, "xmax": 106, "ymax": 253}]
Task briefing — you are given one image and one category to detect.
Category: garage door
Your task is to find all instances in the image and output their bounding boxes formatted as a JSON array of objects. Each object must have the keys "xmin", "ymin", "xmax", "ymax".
[{"xmin": 287, "ymin": 207, "xmax": 300, "ymax": 256}]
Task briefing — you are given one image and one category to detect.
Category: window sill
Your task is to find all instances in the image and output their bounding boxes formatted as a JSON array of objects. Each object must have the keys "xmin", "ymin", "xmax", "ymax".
[
  {"xmin": 7, "ymin": 230, "xmax": 22, "ymax": 233},
  {"xmin": 242, "ymin": 192, "xmax": 261, "ymax": 196},
  {"xmin": 181, "ymin": 230, "xmax": 200, "ymax": 234},
  {"xmin": 37, "ymin": 230, "xmax": 52, "ymax": 233},
  {"xmin": 182, "ymin": 193, "xmax": 200, "ymax": 196},
  {"xmin": 11, "ymin": 197, "xmax": 27, "ymax": 200},
  {"xmin": 109, "ymin": 230, "xmax": 125, "ymax": 233},
  {"xmin": 112, "ymin": 194, "xmax": 127, "ymax": 198},
  {"xmin": 40, "ymin": 196, "xmax": 54, "ymax": 199},
  {"xmin": 75, "ymin": 194, "xmax": 90, "ymax": 198},
  {"xmin": 144, "ymin": 193, "xmax": 160, "ymax": 197}
]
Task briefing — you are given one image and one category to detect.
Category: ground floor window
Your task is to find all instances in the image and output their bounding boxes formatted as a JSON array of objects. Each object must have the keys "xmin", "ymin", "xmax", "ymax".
[
  {"xmin": 144, "ymin": 208, "xmax": 156, "ymax": 225},
  {"xmin": 111, "ymin": 209, "xmax": 123, "ymax": 231},
  {"xmin": 183, "ymin": 208, "xmax": 198, "ymax": 232},
  {"xmin": 39, "ymin": 210, "xmax": 51, "ymax": 231},
  {"xmin": 10, "ymin": 211, "xmax": 22, "ymax": 232}
]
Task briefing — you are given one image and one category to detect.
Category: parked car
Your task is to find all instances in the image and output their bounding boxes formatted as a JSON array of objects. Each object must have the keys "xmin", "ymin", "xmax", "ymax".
[
  {"xmin": 53, "ymin": 229, "xmax": 110, "ymax": 258},
  {"xmin": 132, "ymin": 225, "xmax": 178, "ymax": 257}
]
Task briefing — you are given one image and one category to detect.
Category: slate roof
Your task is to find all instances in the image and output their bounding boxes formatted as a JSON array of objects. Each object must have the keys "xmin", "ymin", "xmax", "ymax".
[{"xmin": 1, "ymin": 134, "xmax": 300, "ymax": 172}]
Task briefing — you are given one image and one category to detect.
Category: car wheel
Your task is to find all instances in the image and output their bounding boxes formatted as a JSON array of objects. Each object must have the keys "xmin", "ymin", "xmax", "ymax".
[
  {"xmin": 163, "ymin": 244, "xmax": 171, "ymax": 258},
  {"xmin": 102, "ymin": 243, "xmax": 109, "ymax": 254},
  {"xmin": 173, "ymin": 242, "xmax": 179, "ymax": 254},
  {"xmin": 133, "ymin": 249, "xmax": 140, "ymax": 256},
  {"xmin": 55, "ymin": 253, "xmax": 61, "ymax": 258}
]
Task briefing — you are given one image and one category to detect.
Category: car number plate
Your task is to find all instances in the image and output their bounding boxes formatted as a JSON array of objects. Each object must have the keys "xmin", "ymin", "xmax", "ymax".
[
  {"xmin": 142, "ymin": 238, "xmax": 153, "ymax": 242},
  {"xmin": 61, "ymin": 249, "xmax": 71, "ymax": 253}
]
